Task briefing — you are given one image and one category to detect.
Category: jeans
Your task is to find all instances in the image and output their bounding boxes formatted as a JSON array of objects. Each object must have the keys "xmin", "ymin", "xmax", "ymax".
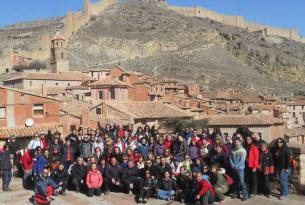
[
  {"xmin": 233, "ymin": 169, "xmax": 248, "ymax": 199},
  {"xmin": 279, "ymin": 169, "xmax": 290, "ymax": 197},
  {"xmin": 158, "ymin": 190, "xmax": 175, "ymax": 200},
  {"xmin": 245, "ymin": 167, "xmax": 257, "ymax": 195},
  {"xmin": 2, "ymin": 169, "xmax": 12, "ymax": 189}
]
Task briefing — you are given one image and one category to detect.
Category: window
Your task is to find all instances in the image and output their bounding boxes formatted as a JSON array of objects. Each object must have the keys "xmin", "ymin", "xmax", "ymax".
[
  {"xmin": 98, "ymin": 91, "xmax": 104, "ymax": 100},
  {"xmin": 85, "ymin": 92, "xmax": 91, "ymax": 97},
  {"xmin": 0, "ymin": 107, "xmax": 6, "ymax": 119},
  {"xmin": 55, "ymin": 82, "xmax": 58, "ymax": 86},
  {"xmin": 67, "ymin": 83, "xmax": 70, "ymax": 86},
  {"xmin": 96, "ymin": 108, "xmax": 102, "ymax": 115},
  {"xmin": 30, "ymin": 81, "xmax": 32, "ymax": 86},
  {"xmin": 293, "ymin": 106, "xmax": 296, "ymax": 110},
  {"xmin": 110, "ymin": 88, "xmax": 115, "ymax": 99},
  {"xmin": 61, "ymin": 52, "xmax": 64, "ymax": 59},
  {"xmin": 33, "ymin": 104, "xmax": 44, "ymax": 116},
  {"xmin": 75, "ymin": 94, "xmax": 79, "ymax": 100}
]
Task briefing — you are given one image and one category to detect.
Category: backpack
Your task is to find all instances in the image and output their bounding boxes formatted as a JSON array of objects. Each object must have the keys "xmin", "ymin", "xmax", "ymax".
[{"xmin": 223, "ymin": 173, "xmax": 234, "ymax": 186}]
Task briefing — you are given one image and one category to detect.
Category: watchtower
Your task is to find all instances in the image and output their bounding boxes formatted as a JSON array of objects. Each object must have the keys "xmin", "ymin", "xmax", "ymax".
[{"xmin": 50, "ymin": 31, "xmax": 70, "ymax": 73}]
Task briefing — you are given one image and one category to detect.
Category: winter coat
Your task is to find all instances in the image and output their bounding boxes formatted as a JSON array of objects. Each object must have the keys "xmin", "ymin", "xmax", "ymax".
[
  {"xmin": 154, "ymin": 143, "xmax": 165, "ymax": 156},
  {"xmin": 86, "ymin": 169, "xmax": 103, "ymax": 189},
  {"xmin": 273, "ymin": 146, "xmax": 291, "ymax": 170},
  {"xmin": 35, "ymin": 176, "xmax": 58, "ymax": 197},
  {"xmin": 164, "ymin": 139, "xmax": 173, "ymax": 149},
  {"xmin": 0, "ymin": 150, "xmax": 13, "ymax": 170},
  {"xmin": 33, "ymin": 155, "xmax": 49, "ymax": 176},
  {"xmin": 27, "ymin": 139, "xmax": 42, "ymax": 150},
  {"xmin": 188, "ymin": 145, "xmax": 199, "ymax": 159},
  {"xmin": 122, "ymin": 167, "xmax": 140, "ymax": 184},
  {"xmin": 259, "ymin": 149, "xmax": 274, "ymax": 175},
  {"xmin": 176, "ymin": 174, "xmax": 190, "ymax": 191},
  {"xmin": 104, "ymin": 164, "xmax": 122, "ymax": 181},
  {"xmin": 80, "ymin": 141, "xmax": 93, "ymax": 159},
  {"xmin": 172, "ymin": 140, "xmax": 188, "ymax": 157},
  {"xmin": 20, "ymin": 150, "xmax": 34, "ymax": 170},
  {"xmin": 210, "ymin": 173, "xmax": 228, "ymax": 193},
  {"xmin": 194, "ymin": 179, "xmax": 215, "ymax": 197},
  {"xmin": 71, "ymin": 164, "xmax": 87, "ymax": 181},
  {"xmin": 140, "ymin": 177, "xmax": 157, "ymax": 188},
  {"xmin": 154, "ymin": 164, "xmax": 172, "ymax": 180},
  {"xmin": 51, "ymin": 169, "xmax": 69, "ymax": 184},
  {"xmin": 230, "ymin": 146, "xmax": 247, "ymax": 170},
  {"xmin": 61, "ymin": 145, "xmax": 75, "ymax": 162},
  {"xmin": 245, "ymin": 144, "xmax": 259, "ymax": 169},
  {"xmin": 157, "ymin": 178, "xmax": 177, "ymax": 191},
  {"xmin": 138, "ymin": 144, "xmax": 149, "ymax": 159}
]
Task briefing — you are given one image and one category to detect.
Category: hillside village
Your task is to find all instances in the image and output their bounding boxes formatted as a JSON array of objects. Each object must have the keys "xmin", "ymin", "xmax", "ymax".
[{"xmin": 1, "ymin": 0, "xmax": 305, "ymax": 200}]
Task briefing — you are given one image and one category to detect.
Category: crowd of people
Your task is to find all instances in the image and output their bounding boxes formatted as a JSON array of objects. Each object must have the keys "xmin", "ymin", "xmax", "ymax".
[{"xmin": 0, "ymin": 124, "xmax": 294, "ymax": 205}]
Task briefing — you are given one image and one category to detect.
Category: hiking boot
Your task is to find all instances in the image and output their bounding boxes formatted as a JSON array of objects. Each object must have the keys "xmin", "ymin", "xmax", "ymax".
[{"xmin": 143, "ymin": 198, "xmax": 147, "ymax": 204}]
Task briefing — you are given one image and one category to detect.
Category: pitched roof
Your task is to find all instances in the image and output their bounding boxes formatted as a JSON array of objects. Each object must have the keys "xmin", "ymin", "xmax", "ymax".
[
  {"xmin": 4, "ymin": 72, "xmax": 92, "ymax": 82},
  {"xmin": 60, "ymin": 99, "xmax": 93, "ymax": 118},
  {"xmin": 51, "ymin": 31, "xmax": 65, "ymax": 41},
  {"xmin": 241, "ymin": 95, "xmax": 263, "ymax": 103},
  {"xmin": 105, "ymin": 101, "xmax": 194, "ymax": 119},
  {"xmin": 89, "ymin": 76, "xmax": 133, "ymax": 88},
  {"xmin": 0, "ymin": 85, "xmax": 62, "ymax": 102},
  {"xmin": 208, "ymin": 115, "xmax": 283, "ymax": 126},
  {"xmin": 0, "ymin": 123, "xmax": 61, "ymax": 139}
]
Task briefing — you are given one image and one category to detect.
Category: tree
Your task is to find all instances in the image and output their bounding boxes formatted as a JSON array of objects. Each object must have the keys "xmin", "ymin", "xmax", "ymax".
[
  {"xmin": 161, "ymin": 117, "xmax": 208, "ymax": 134},
  {"xmin": 13, "ymin": 60, "xmax": 47, "ymax": 72}
]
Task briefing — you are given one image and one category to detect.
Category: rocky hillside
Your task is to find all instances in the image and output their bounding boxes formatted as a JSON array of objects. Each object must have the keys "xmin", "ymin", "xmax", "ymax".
[
  {"xmin": 0, "ymin": 18, "xmax": 63, "ymax": 51},
  {"xmin": 1, "ymin": 1, "xmax": 305, "ymax": 94},
  {"xmin": 67, "ymin": 2, "xmax": 305, "ymax": 93}
]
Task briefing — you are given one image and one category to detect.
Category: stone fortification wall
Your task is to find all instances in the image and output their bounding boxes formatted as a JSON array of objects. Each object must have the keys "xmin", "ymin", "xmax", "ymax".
[
  {"xmin": 0, "ymin": 0, "xmax": 117, "ymax": 73},
  {"xmin": 169, "ymin": 5, "xmax": 305, "ymax": 43}
]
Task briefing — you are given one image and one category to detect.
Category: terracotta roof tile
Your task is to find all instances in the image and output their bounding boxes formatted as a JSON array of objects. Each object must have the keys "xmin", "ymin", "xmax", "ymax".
[
  {"xmin": 89, "ymin": 76, "xmax": 133, "ymax": 87},
  {"xmin": 5, "ymin": 72, "xmax": 92, "ymax": 82},
  {"xmin": 208, "ymin": 114, "xmax": 283, "ymax": 126},
  {"xmin": 0, "ymin": 123, "xmax": 61, "ymax": 139},
  {"xmin": 106, "ymin": 101, "xmax": 194, "ymax": 119}
]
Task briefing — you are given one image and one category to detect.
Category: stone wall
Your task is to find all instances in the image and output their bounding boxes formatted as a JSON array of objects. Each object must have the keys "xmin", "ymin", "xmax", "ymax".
[{"xmin": 168, "ymin": 5, "xmax": 305, "ymax": 43}]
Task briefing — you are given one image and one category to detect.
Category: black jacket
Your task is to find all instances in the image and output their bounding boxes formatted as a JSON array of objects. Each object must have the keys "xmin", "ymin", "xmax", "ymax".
[
  {"xmin": 105, "ymin": 164, "xmax": 122, "ymax": 181},
  {"xmin": 122, "ymin": 167, "xmax": 140, "ymax": 184},
  {"xmin": 176, "ymin": 174, "xmax": 190, "ymax": 191},
  {"xmin": 153, "ymin": 164, "xmax": 172, "ymax": 180},
  {"xmin": 157, "ymin": 178, "xmax": 177, "ymax": 191},
  {"xmin": 51, "ymin": 169, "xmax": 69, "ymax": 183},
  {"xmin": 140, "ymin": 177, "xmax": 157, "ymax": 188},
  {"xmin": 0, "ymin": 150, "xmax": 13, "ymax": 170},
  {"xmin": 71, "ymin": 164, "xmax": 87, "ymax": 181},
  {"xmin": 273, "ymin": 146, "xmax": 291, "ymax": 170}
]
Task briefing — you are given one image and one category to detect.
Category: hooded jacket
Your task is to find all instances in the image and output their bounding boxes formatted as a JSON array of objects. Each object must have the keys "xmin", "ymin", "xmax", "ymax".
[{"xmin": 86, "ymin": 169, "xmax": 103, "ymax": 189}]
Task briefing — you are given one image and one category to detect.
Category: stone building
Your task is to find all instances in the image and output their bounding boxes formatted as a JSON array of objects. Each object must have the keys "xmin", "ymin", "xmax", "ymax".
[
  {"xmin": 3, "ymin": 72, "xmax": 92, "ymax": 90},
  {"xmin": 0, "ymin": 86, "xmax": 62, "ymax": 144},
  {"xmin": 207, "ymin": 114, "xmax": 284, "ymax": 142}
]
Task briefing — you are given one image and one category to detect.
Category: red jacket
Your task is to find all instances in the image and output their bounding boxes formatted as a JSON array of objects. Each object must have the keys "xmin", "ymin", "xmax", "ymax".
[
  {"xmin": 21, "ymin": 151, "xmax": 34, "ymax": 170},
  {"xmin": 197, "ymin": 179, "xmax": 215, "ymax": 197},
  {"xmin": 247, "ymin": 144, "xmax": 259, "ymax": 169},
  {"xmin": 117, "ymin": 129, "xmax": 125, "ymax": 138},
  {"xmin": 163, "ymin": 139, "xmax": 173, "ymax": 149},
  {"xmin": 86, "ymin": 169, "xmax": 103, "ymax": 189}
]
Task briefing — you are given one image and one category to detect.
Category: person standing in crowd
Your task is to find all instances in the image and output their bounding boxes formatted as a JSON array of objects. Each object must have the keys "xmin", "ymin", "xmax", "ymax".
[
  {"xmin": 86, "ymin": 163, "xmax": 103, "ymax": 197},
  {"xmin": 244, "ymin": 135, "xmax": 259, "ymax": 198},
  {"xmin": 61, "ymin": 139, "xmax": 75, "ymax": 170},
  {"xmin": 21, "ymin": 149, "xmax": 36, "ymax": 189},
  {"xmin": 230, "ymin": 138, "xmax": 248, "ymax": 201},
  {"xmin": 6, "ymin": 135, "xmax": 21, "ymax": 176},
  {"xmin": 0, "ymin": 145, "xmax": 13, "ymax": 191},
  {"xmin": 258, "ymin": 142, "xmax": 274, "ymax": 198},
  {"xmin": 33, "ymin": 148, "xmax": 49, "ymax": 179},
  {"xmin": 273, "ymin": 138, "xmax": 291, "ymax": 200},
  {"xmin": 28, "ymin": 133, "xmax": 42, "ymax": 150},
  {"xmin": 176, "ymin": 166, "xmax": 191, "ymax": 203},
  {"xmin": 80, "ymin": 135, "xmax": 93, "ymax": 161},
  {"xmin": 121, "ymin": 160, "xmax": 140, "ymax": 194}
]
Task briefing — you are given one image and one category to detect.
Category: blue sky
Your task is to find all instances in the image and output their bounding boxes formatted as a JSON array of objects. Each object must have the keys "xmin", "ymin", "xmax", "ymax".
[{"xmin": 0, "ymin": 0, "xmax": 304, "ymax": 36}]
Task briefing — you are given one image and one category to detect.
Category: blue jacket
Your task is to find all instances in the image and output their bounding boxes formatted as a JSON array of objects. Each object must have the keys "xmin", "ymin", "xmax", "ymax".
[
  {"xmin": 35, "ymin": 176, "xmax": 58, "ymax": 197},
  {"xmin": 138, "ymin": 144, "xmax": 149, "ymax": 159},
  {"xmin": 184, "ymin": 131, "xmax": 193, "ymax": 141},
  {"xmin": 33, "ymin": 155, "xmax": 49, "ymax": 176},
  {"xmin": 230, "ymin": 146, "xmax": 247, "ymax": 170}
]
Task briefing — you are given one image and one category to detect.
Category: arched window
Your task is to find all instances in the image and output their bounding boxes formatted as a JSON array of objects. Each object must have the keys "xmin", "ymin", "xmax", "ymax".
[{"xmin": 61, "ymin": 52, "xmax": 64, "ymax": 59}]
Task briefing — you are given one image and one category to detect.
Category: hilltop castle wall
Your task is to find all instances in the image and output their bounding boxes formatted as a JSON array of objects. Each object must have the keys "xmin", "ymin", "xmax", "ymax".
[
  {"xmin": 169, "ymin": 5, "xmax": 304, "ymax": 43},
  {"xmin": 0, "ymin": 0, "xmax": 117, "ymax": 73}
]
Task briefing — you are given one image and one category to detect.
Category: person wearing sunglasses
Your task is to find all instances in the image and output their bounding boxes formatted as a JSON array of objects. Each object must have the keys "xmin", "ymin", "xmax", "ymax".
[
  {"xmin": 273, "ymin": 138, "xmax": 291, "ymax": 200},
  {"xmin": 138, "ymin": 170, "xmax": 157, "ymax": 203}
]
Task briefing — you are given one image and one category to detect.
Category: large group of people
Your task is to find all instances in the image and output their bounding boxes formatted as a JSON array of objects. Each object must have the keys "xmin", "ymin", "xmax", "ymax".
[{"xmin": 0, "ymin": 124, "xmax": 294, "ymax": 205}]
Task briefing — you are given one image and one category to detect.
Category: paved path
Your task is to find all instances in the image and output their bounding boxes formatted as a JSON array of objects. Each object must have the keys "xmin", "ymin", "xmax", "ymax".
[{"xmin": 0, "ymin": 178, "xmax": 304, "ymax": 205}]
